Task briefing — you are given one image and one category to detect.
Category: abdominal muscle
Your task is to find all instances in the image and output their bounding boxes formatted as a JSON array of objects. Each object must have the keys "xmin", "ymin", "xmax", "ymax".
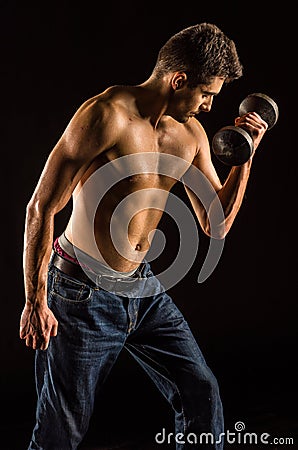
[{"xmin": 65, "ymin": 173, "xmax": 172, "ymax": 273}]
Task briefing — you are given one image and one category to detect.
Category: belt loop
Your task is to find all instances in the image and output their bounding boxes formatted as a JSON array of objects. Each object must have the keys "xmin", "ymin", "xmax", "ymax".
[{"xmin": 139, "ymin": 261, "xmax": 147, "ymax": 278}]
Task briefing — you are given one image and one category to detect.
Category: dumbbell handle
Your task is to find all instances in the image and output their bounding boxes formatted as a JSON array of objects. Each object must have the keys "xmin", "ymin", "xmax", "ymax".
[
  {"xmin": 239, "ymin": 93, "xmax": 279, "ymax": 130},
  {"xmin": 212, "ymin": 93, "xmax": 278, "ymax": 166}
]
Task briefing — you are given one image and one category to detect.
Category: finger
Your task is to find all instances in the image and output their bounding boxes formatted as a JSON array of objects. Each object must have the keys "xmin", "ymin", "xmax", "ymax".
[
  {"xmin": 24, "ymin": 328, "xmax": 46, "ymax": 350},
  {"xmin": 40, "ymin": 339, "xmax": 50, "ymax": 351},
  {"xmin": 39, "ymin": 330, "xmax": 51, "ymax": 350},
  {"xmin": 51, "ymin": 322, "xmax": 58, "ymax": 337},
  {"xmin": 241, "ymin": 113, "xmax": 268, "ymax": 128},
  {"xmin": 32, "ymin": 333, "xmax": 46, "ymax": 350},
  {"xmin": 26, "ymin": 335, "xmax": 33, "ymax": 348},
  {"xmin": 236, "ymin": 116, "xmax": 267, "ymax": 134},
  {"xmin": 246, "ymin": 111, "xmax": 262, "ymax": 121},
  {"xmin": 20, "ymin": 325, "xmax": 29, "ymax": 339}
]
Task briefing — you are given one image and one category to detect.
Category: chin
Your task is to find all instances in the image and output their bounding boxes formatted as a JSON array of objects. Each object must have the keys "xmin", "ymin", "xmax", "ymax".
[
  {"xmin": 174, "ymin": 115, "xmax": 189, "ymax": 124},
  {"xmin": 168, "ymin": 111, "xmax": 190, "ymax": 124}
]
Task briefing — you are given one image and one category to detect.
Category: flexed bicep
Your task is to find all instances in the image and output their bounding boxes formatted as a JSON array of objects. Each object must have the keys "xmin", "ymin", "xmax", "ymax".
[{"xmin": 183, "ymin": 121, "xmax": 223, "ymax": 236}]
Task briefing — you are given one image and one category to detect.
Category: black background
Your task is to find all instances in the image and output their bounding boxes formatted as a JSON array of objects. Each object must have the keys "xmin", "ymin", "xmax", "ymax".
[{"xmin": 1, "ymin": 1, "xmax": 297, "ymax": 449}]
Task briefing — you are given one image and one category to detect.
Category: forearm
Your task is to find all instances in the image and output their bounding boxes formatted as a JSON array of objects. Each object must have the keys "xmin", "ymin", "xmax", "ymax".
[
  {"xmin": 209, "ymin": 159, "xmax": 252, "ymax": 237},
  {"xmin": 23, "ymin": 202, "xmax": 54, "ymax": 307}
]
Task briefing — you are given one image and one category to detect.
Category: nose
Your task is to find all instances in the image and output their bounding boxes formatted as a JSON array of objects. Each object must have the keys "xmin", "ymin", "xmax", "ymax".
[{"xmin": 200, "ymin": 97, "xmax": 213, "ymax": 112}]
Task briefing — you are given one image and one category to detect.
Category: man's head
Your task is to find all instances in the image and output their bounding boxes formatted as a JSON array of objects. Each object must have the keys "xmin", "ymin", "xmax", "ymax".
[{"xmin": 153, "ymin": 23, "xmax": 243, "ymax": 88}]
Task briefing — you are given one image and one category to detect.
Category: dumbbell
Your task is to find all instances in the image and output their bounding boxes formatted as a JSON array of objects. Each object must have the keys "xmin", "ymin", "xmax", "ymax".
[{"xmin": 212, "ymin": 93, "xmax": 279, "ymax": 166}]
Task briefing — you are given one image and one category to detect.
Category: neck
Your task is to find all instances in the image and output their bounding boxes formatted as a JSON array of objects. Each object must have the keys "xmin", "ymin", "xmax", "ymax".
[{"xmin": 136, "ymin": 74, "xmax": 174, "ymax": 128}]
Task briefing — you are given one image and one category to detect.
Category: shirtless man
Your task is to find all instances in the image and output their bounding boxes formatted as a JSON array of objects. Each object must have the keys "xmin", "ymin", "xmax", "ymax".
[{"xmin": 20, "ymin": 23, "xmax": 268, "ymax": 450}]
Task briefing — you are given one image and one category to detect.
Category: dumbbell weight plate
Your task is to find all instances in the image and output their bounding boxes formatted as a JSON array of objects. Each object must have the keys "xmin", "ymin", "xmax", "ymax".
[
  {"xmin": 239, "ymin": 93, "xmax": 279, "ymax": 130},
  {"xmin": 212, "ymin": 125, "xmax": 253, "ymax": 166}
]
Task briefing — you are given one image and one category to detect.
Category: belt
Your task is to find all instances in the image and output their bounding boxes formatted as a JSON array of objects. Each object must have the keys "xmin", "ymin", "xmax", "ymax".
[
  {"xmin": 51, "ymin": 252, "xmax": 97, "ymax": 285},
  {"xmin": 51, "ymin": 251, "xmax": 164, "ymax": 298},
  {"xmin": 50, "ymin": 251, "xmax": 144, "ymax": 291}
]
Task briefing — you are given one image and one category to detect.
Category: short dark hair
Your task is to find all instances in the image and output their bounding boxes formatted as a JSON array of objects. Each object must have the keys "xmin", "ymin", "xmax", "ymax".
[{"xmin": 153, "ymin": 23, "xmax": 243, "ymax": 87}]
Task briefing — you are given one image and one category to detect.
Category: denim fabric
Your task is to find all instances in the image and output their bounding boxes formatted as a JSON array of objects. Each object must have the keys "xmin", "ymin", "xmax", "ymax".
[{"xmin": 28, "ymin": 254, "xmax": 224, "ymax": 450}]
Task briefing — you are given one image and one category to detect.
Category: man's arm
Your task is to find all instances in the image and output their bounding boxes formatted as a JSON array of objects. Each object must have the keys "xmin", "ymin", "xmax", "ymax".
[
  {"xmin": 184, "ymin": 112, "xmax": 268, "ymax": 238},
  {"xmin": 20, "ymin": 96, "xmax": 121, "ymax": 350}
]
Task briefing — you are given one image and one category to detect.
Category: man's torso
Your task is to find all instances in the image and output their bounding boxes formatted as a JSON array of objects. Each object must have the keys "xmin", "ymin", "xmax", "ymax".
[{"xmin": 65, "ymin": 87, "xmax": 203, "ymax": 272}]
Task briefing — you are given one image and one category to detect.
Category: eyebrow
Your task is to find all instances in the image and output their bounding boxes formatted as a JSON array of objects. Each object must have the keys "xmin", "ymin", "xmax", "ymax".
[{"xmin": 202, "ymin": 89, "xmax": 219, "ymax": 96}]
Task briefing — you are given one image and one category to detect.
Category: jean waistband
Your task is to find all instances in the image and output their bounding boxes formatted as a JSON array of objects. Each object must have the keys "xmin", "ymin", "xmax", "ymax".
[
  {"xmin": 55, "ymin": 232, "xmax": 139, "ymax": 278},
  {"xmin": 50, "ymin": 251, "xmax": 163, "ymax": 298}
]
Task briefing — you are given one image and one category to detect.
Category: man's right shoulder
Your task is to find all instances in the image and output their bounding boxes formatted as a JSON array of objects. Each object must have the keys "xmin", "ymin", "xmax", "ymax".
[
  {"xmin": 65, "ymin": 85, "xmax": 133, "ymax": 138},
  {"xmin": 79, "ymin": 85, "xmax": 134, "ymax": 118},
  {"xmin": 64, "ymin": 86, "xmax": 133, "ymax": 150}
]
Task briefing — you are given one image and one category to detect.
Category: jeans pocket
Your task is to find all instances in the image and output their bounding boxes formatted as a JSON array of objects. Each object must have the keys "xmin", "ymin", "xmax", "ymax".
[{"xmin": 50, "ymin": 269, "xmax": 92, "ymax": 303}]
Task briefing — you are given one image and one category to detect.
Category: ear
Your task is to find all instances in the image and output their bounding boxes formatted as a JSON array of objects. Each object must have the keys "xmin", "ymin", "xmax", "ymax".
[{"xmin": 171, "ymin": 72, "xmax": 188, "ymax": 91}]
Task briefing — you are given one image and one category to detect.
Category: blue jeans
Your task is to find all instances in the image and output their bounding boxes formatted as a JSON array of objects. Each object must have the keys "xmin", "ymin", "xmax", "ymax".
[{"xmin": 28, "ymin": 255, "xmax": 224, "ymax": 449}]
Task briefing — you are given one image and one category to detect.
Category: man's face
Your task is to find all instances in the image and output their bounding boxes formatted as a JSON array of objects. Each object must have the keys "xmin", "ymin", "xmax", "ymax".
[{"xmin": 167, "ymin": 76, "xmax": 225, "ymax": 123}]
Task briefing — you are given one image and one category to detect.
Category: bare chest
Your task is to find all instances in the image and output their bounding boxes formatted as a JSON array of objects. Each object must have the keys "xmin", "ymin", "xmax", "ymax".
[
  {"xmin": 78, "ymin": 117, "xmax": 198, "ymax": 197},
  {"xmin": 106, "ymin": 118, "xmax": 197, "ymax": 186},
  {"xmin": 119, "ymin": 117, "xmax": 196, "ymax": 159}
]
